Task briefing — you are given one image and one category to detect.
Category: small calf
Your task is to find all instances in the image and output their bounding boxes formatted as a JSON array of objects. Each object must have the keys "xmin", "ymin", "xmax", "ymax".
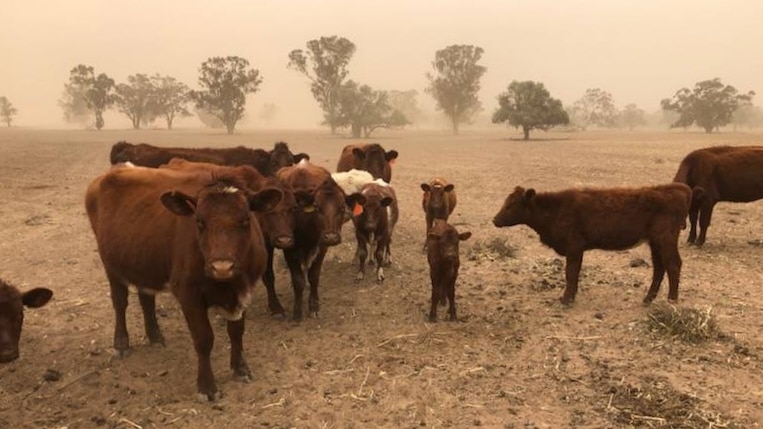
[
  {"xmin": 426, "ymin": 220, "xmax": 471, "ymax": 321},
  {"xmin": 0, "ymin": 278, "xmax": 53, "ymax": 363},
  {"xmin": 348, "ymin": 183, "xmax": 398, "ymax": 283},
  {"xmin": 421, "ymin": 178, "xmax": 457, "ymax": 248}
]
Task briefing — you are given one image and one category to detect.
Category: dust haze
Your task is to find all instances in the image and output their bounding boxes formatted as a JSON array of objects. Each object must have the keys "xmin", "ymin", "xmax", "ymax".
[{"xmin": 2, "ymin": 0, "xmax": 762, "ymax": 129}]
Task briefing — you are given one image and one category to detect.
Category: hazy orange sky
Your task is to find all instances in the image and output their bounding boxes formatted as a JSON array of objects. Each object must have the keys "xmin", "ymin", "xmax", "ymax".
[{"xmin": 2, "ymin": 0, "xmax": 762, "ymax": 128}]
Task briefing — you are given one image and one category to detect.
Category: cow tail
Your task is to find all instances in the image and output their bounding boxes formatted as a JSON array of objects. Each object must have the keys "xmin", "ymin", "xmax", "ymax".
[{"xmin": 672, "ymin": 159, "xmax": 691, "ymax": 184}]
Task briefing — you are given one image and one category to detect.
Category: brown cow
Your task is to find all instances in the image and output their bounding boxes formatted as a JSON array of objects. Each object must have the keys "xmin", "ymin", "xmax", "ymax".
[
  {"xmin": 347, "ymin": 183, "xmax": 399, "ymax": 283},
  {"xmin": 426, "ymin": 220, "xmax": 471, "ymax": 322},
  {"xmin": 336, "ymin": 143, "xmax": 398, "ymax": 183},
  {"xmin": 0, "ymin": 278, "xmax": 53, "ymax": 363},
  {"xmin": 673, "ymin": 145, "xmax": 763, "ymax": 245},
  {"xmin": 421, "ymin": 178, "xmax": 457, "ymax": 248},
  {"xmin": 85, "ymin": 165, "xmax": 282, "ymax": 400},
  {"xmin": 111, "ymin": 141, "xmax": 309, "ymax": 176},
  {"xmin": 266, "ymin": 160, "xmax": 349, "ymax": 320},
  {"xmin": 493, "ymin": 184, "xmax": 691, "ymax": 305}
]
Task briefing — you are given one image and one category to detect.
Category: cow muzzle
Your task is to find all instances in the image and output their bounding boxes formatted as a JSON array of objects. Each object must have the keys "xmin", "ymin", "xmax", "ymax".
[
  {"xmin": 0, "ymin": 348, "xmax": 19, "ymax": 363},
  {"xmin": 208, "ymin": 259, "xmax": 237, "ymax": 280},
  {"xmin": 321, "ymin": 232, "xmax": 341, "ymax": 246},
  {"xmin": 273, "ymin": 235, "xmax": 294, "ymax": 249}
]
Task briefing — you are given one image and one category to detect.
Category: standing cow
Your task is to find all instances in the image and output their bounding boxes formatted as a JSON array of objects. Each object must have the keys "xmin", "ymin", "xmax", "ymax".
[
  {"xmin": 336, "ymin": 143, "xmax": 398, "ymax": 183},
  {"xmin": 0, "ymin": 278, "xmax": 53, "ymax": 363},
  {"xmin": 673, "ymin": 145, "xmax": 763, "ymax": 245},
  {"xmin": 421, "ymin": 178, "xmax": 457, "ymax": 248},
  {"xmin": 493, "ymin": 184, "xmax": 691, "ymax": 305},
  {"xmin": 347, "ymin": 183, "xmax": 399, "ymax": 283},
  {"xmin": 426, "ymin": 220, "xmax": 471, "ymax": 322},
  {"xmin": 85, "ymin": 165, "xmax": 282, "ymax": 400}
]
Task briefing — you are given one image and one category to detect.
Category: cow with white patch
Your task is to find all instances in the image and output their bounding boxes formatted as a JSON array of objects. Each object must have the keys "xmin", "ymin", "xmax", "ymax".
[{"xmin": 347, "ymin": 182, "xmax": 399, "ymax": 283}]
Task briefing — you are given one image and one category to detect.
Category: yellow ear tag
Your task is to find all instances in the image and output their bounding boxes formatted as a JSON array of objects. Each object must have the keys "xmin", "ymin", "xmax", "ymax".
[
  {"xmin": 353, "ymin": 203, "xmax": 364, "ymax": 216},
  {"xmin": 303, "ymin": 204, "xmax": 316, "ymax": 213}
]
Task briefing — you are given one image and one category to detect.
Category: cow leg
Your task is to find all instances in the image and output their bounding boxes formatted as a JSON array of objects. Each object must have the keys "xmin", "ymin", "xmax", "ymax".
[
  {"xmin": 375, "ymin": 234, "xmax": 389, "ymax": 283},
  {"xmin": 422, "ymin": 214, "xmax": 433, "ymax": 252},
  {"xmin": 644, "ymin": 242, "xmax": 666, "ymax": 304},
  {"xmin": 226, "ymin": 315, "xmax": 252, "ymax": 382},
  {"xmin": 178, "ymin": 299, "xmax": 219, "ymax": 401},
  {"xmin": 106, "ymin": 273, "xmax": 130, "ymax": 358},
  {"xmin": 262, "ymin": 245, "xmax": 286, "ymax": 318},
  {"xmin": 561, "ymin": 251, "xmax": 584, "ymax": 305},
  {"xmin": 428, "ymin": 272, "xmax": 439, "ymax": 322},
  {"xmin": 696, "ymin": 201, "xmax": 716, "ymax": 246},
  {"xmin": 447, "ymin": 275, "xmax": 457, "ymax": 321},
  {"xmin": 662, "ymin": 238, "xmax": 682, "ymax": 302},
  {"xmin": 687, "ymin": 200, "xmax": 700, "ymax": 244},
  {"xmin": 138, "ymin": 292, "xmax": 165, "ymax": 346},
  {"xmin": 307, "ymin": 247, "xmax": 328, "ymax": 318},
  {"xmin": 284, "ymin": 249, "xmax": 306, "ymax": 322},
  {"xmin": 356, "ymin": 231, "xmax": 369, "ymax": 283}
]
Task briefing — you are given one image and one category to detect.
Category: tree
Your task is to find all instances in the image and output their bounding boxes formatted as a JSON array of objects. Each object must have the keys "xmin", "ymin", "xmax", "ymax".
[
  {"xmin": 259, "ymin": 103, "xmax": 279, "ymax": 126},
  {"xmin": 0, "ymin": 97, "xmax": 18, "ymax": 127},
  {"xmin": 288, "ymin": 36, "xmax": 356, "ymax": 134},
  {"xmin": 619, "ymin": 103, "xmax": 647, "ymax": 131},
  {"xmin": 569, "ymin": 88, "xmax": 617, "ymax": 130},
  {"xmin": 113, "ymin": 74, "xmax": 156, "ymax": 129},
  {"xmin": 194, "ymin": 107, "xmax": 225, "ymax": 129},
  {"xmin": 387, "ymin": 90, "xmax": 424, "ymax": 126},
  {"xmin": 425, "ymin": 44, "xmax": 486, "ymax": 135},
  {"xmin": 189, "ymin": 56, "xmax": 262, "ymax": 134},
  {"xmin": 151, "ymin": 75, "xmax": 191, "ymax": 130},
  {"xmin": 58, "ymin": 81, "xmax": 91, "ymax": 126},
  {"xmin": 661, "ymin": 78, "xmax": 755, "ymax": 133},
  {"xmin": 62, "ymin": 65, "xmax": 115, "ymax": 130},
  {"xmin": 336, "ymin": 80, "xmax": 409, "ymax": 138},
  {"xmin": 733, "ymin": 103, "xmax": 763, "ymax": 130},
  {"xmin": 491, "ymin": 81, "xmax": 569, "ymax": 140}
]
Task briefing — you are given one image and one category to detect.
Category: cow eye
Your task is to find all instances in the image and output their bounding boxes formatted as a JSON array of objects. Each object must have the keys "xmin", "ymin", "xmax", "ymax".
[{"xmin": 196, "ymin": 218, "xmax": 206, "ymax": 230}]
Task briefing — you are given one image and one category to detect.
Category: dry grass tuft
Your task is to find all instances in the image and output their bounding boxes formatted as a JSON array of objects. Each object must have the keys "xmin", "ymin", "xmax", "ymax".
[
  {"xmin": 466, "ymin": 237, "xmax": 517, "ymax": 261},
  {"xmin": 646, "ymin": 304, "xmax": 719, "ymax": 344}
]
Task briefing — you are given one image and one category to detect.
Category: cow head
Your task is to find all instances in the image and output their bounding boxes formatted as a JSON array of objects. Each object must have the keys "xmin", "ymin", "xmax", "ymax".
[
  {"xmin": 161, "ymin": 180, "xmax": 283, "ymax": 281},
  {"xmin": 352, "ymin": 144, "xmax": 398, "ymax": 181},
  {"xmin": 348, "ymin": 184, "xmax": 393, "ymax": 232},
  {"xmin": 294, "ymin": 178, "xmax": 348, "ymax": 246},
  {"xmin": 0, "ymin": 279, "xmax": 53, "ymax": 363},
  {"xmin": 421, "ymin": 182, "xmax": 454, "ymax": 211},
  {"xmin": 256, "ymin": 178, "xmax": 297, "ymax": 249},
  {"xmin": 110, "ymin": 141, "xmax": 135, "ymax": 165},
  {"xmin": 269, "ymin": 142, "xmax": 310, "ymax": 175},
  {"xmin": 427, "ymin": 221, "xmax": 471, "ymax": 261},
  {"xmin": 493, "ymin": 186, "xmax": 536, "ymax": 227}
]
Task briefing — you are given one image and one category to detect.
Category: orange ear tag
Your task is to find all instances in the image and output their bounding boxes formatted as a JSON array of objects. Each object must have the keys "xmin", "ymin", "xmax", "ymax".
[
  {"xmin": 353, "ymin": 203, "xmax": 364, "ymax": 216},
  {"xmin": 389, "ymin": 159, "xmax": 396, "ymax": 167}
]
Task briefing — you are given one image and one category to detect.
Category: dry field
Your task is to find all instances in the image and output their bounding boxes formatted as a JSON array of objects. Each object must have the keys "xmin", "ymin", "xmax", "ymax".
[{"xmin": 1, "ymin": 128, "xmax": 762, "ymax": 428}]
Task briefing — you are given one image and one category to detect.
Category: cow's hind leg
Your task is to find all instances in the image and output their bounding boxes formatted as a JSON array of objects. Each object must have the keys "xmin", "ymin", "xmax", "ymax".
[
  {"xmin": 106, "ymin": 272, "xmax": 130, "ymax": 358},
  {"xmin": 227, "ymin": 315, "xmax": 252, "ymax": 382},
  {"xmin": 643, "ymin": 242, "xmax": 666, "ymax": 304},
  {"xmin": 138, "ymin": 292, "xmax": 165, "ymax": 346},
  {"xmin": 662, "ymin": 237, "xmax": 682, "ymax": 302},
  {"xmin": 687, "ymin": 201, "xmax": 700, "ymax": 244},
  {"xmin": 428, "ymin": 273, "xmax": 439, "ymax": 322},
  {"xmin": 447, "ymin": 276, "xmax": 457, "ymax": 321},
  {"xmin": 696, "ymin": 201, "xmax": 716, "ymax": 246},
  {"xmin": 560, "ymin": 251, "xmax": 584, "ymax": 305}
]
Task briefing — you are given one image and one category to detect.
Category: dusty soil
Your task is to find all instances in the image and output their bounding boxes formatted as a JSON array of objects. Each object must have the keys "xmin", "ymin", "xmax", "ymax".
[{"xmin": 1, "ymin": 128, "xmax": 762, "ymax": 428}]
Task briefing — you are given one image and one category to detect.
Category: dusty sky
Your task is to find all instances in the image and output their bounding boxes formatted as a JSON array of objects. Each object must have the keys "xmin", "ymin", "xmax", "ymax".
[{"xmin": 2, "ymin": 0, "xmax": 762, "ymax": 128}]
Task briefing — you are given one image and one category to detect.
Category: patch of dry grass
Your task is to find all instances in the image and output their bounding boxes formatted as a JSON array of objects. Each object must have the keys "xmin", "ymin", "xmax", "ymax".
[
  {"xmin": 646, "ymin": 304, "xmax": 719, "ymax": 344},
  {"xmin": 466, "ymin": 237, "xmax": 517, "ymax": 261}
]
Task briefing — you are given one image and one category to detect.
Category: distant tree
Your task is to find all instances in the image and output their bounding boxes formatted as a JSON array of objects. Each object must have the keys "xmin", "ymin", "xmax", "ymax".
[
  {"xmin": 0, "ymin": 97, "xmax": 18, "ymax": 127},
  {"xmin": 661, "ymin": 78, "xmax": 755, "ymax": 133},
  {"xmin": 58, "ymin": 81, "xmax": 91, "ymax": 126},
  {"xmin": 150, "ymin": 75, "xmax": 191, "ymax": 130},
  {"xmin": 336, "ymin": 80, "xmax": 409, "ymax": 138},
  {"xmin": 426, "ymin": 44, "xmax": 486, "ymax": 135},
  {"xmin": 491, "ymin": 80, "xmax": 568, "ymax": 140},
  {"xmin": 189, "ymin": 56, "xmax": 262, "ymax": 134},
  {"xmin": 387, "ymin": 90, "xmax": 424, "ymax": 126},
  {"xmin": 569, "ymin": 88, "xmax": 617, "ymax": 130},
  {"xmin": 288, "ymin": 36, "xmax": 356, "ymax": 134},
  {"xmin": 61, "ymin": 65, "xmax": 115, "ymax": 130},
  {"xmin": 619, "ymin": 103, "xmax": 647, "ymax": 131},
  {"xmin": 194, "ymin": 107, "xmax": 225, "ymax": 129},
  {"xmin": 259, "ymin": 102, "xmax": 279, "ymax": 126},
  {"xmin": 113, "ymin": 74, "xmax": 156, "ymax": 129},
  {"xmin": 733, "ymin": 102, "xmax": 763, "ymax": 130}
]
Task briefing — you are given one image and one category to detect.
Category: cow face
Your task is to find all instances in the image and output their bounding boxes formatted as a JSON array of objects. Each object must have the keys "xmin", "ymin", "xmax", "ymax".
[
  {"xmin": 268, "ymin": 142, "xmax": 310, "ymax": 175},
  {"xmin": 348, "ymin": 186, "xmax": 393, "ymax": 232},
  {"xmin": 161, "ymin": 183, "xmax": 283, "ymax": 281},
  {"xmin": 352, "ymin": 144, "xmax": 396, "ymax": 181},
  {"xmin": 257, "ymin": 181, "xmax": 297, "ymax": 249},
  {"xmin": 295, "ymin": 178, "xmax": 347, "ymax": 246},
  {"xmin": 427, "ymin": 222, "xmax": 471, "ymax": 261},
  {"xmin": 421, "ymin": 182, "xmax": 454, "ymax": 211},
  {"xmin": 493, "ymin": 186, "xmax": 536, "ymax": 227},
  {"xmin": 0, "ymin": 280, "xmax": 53, "ymax": 363}
]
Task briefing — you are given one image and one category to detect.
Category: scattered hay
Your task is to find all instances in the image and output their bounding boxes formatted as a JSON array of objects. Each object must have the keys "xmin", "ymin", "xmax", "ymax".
[
  {"xmin": 466, "ymin": 237, "xmax": 517, "ymax": 261},
  {"xmin": 646, "ymin": 304, "xmax": 719, "ymax": 344}
]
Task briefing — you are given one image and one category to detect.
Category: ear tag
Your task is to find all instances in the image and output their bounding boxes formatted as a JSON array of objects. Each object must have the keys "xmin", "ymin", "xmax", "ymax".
[
  {"xmin": 353, "ymin": 203, "xmax": 364, "ymax": 216},
  {"xmin": 303, "ymin": 204, "xmax": 316, "ymax": 213}
]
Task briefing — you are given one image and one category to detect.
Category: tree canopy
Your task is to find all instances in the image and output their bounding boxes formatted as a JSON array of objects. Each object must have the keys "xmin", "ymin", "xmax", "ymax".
[
  {"xmin": 151, "ymin": 75, "xmax": 191, "ymax": 130},
  {"xmin": 661, "ymin": 78, "xmax": 755, "ymax": 133},
  {"xmin": 288, "ymin": 36, "xmax": 356, "ymax": 134},
  {"xmin": 426, "ymin": 44, "xmax": 486, "ymax": 135},
  {"xmin": 492, "ymin": 81, "xmax": 568, "ymax": 140},
  {"xmin": 113, "ymin": 73, "xmax": 155, "ymax": 129},
  {"xmin": 190, "ymin": 56, "xmax": 262, "ymax": 134},
  {"xmin": 387, "ymin": 90, "xmax": 425, "ymax": 126},
  {"xmin": 60, "ymin": 65, "xmax": 115, "ymax": 130},
  {"xmin": 619, "ymin": 103, "xmax": 647, "ymax": 130},
  {"xmin": 336, "ymin": 80, "xmax": 409, "ymax": 138},
  {"xmin": 0, "ymin": 96, "xmax": 18, "ymax": 127},
  {"xmin": 569, "ymin": 88, "xmax": 617, "ymax": 130}
]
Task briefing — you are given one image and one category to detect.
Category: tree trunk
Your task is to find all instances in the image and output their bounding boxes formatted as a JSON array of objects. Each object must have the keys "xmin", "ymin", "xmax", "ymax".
[
  {"xmin": 451, "ymin": 116, "xmax": 459, "ymax": 135},
  {"xmin": 523, "ymin": 126, "xmax": 530, "ymax": 140},
  {"xmin": 166, "ymin": 113, "xmax": 174, "ymax": 130},
  {"xmin": 95, "ymin": 111, "xmax": 104, "ymax": 130},
  {"xmin": 132, "ymin": 116, "xmax": 140, "ymax": 130},
  {"xmin": 226, "ymin": 121, "xmax": 235, "ymax": 134},
  {"xmin": 4, "ymin": 118, "xmax": 10, "ymax": 127},
  {"xmin": 704, "ymin": 125, "xmax": 713, "ymax": 134},
  {"xmin": 351, "ymin": 123, "xmax": 362, "ymax": 138},
  {"xmin": 330, "ymin": 123, "xmax": 338, "ymax": 134}
]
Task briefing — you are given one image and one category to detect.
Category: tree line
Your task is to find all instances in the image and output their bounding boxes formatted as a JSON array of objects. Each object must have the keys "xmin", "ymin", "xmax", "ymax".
[{"xmin": 1, "ymin": 36, "xmax": 758, "ymax": 137}]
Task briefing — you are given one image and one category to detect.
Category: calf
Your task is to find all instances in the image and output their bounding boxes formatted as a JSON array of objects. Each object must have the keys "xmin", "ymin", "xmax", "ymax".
[
  {"xmin": 0, "ymin": 278, "xmax": 53, "ymax": 363},
  {"xmin": 336, "ymin": 143, "xmax": 398, "ymax": 183},
  {"xmin": 673, "ymin": 145, "xmax": 763, "ymax": 245},
  {"xmin": 347, "ymin": 183, "xmax": 399, "ymax": 283},
  {"xmin": 266, "ymin": 160, "xmax": 349, "ymax": 320},
  {"xmin": 492, "ymin": 184, "xmax": 691, "ymax": 305},
  {"xmin": 421, "ymin": 178, "xmax": 457, "ymax": 246},
  {"xmin": 426, "ymin": 221, "xmax": 471, "ymax": 322},
  {"xmin": 85, "ymin": 165, "xmax": 282, "ymax": 400}
]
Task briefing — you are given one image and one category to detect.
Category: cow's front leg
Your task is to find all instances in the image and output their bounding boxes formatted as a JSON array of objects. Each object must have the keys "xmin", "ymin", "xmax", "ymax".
[
  {"xmin": 375, "ymin": 234, "xmax": 389, "ymax": 283},
  {"xmin": 227, "ymin": 315, "xmax": 251, "ymax": 382},
  {"xmin": 263, "ymin": 245, "xmax": 286, "ymax": 318},
  {"xmin": 179, "ymin": 299, "xmax": 219, "ymax": 401},
  {"xmin": 307, "ymin": 246, "xmax": 328, "ymax": 318},
  {"xmin": 284, "ymin": 249, "xmax": 307, "ymax": 321},
  {"xmin": 561, "ymin": 251, "xmax": 584, "ymax": 306},
  {"xmin": 355, "ymin": 231, "xmax": 369, "ymax": 282}
]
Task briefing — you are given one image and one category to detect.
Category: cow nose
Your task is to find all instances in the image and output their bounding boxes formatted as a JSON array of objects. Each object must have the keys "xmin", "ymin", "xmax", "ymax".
[
  {"xmin": 0, "ymin": 349, "xmax": 19, "ymax": 363},
  {"xmin": 322, "ymin": 232, "xmax": 341, "ymax": 246},
  {"xmin": 209, "ymin": 260, "xmax": 236, "ymax": 280},
  {"xmin": 273, "ymin": 236, "xmax": 294, "ymax": 249}
]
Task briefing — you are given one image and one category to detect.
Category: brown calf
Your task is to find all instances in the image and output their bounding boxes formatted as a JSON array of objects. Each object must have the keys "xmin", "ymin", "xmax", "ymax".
[
  {"xmin": 673, "ymin": 145, "xmax": 763, "ymax": 245},
  {"xmin": 85, "ymin": 165, "xmax": 282, "ymax": 400},
  {"xmin": 336, "ymin": 143, "xmax": 398, "ymax": 183},
  {"xmin": 421, "ymin": 178, "xmax": 457, "ymax": 246},
  {"xmin": 0, "ymin": 278, "xmax": 52, "ymax": 363},
  {"xmin": 265, "ymin": 160, "xmax": 349, "ymax": 320},
  {"xmin": 426, "ymin": 221, "xmax": 471, "ymax": 322},
  {"xmin": 493, "ymin": 184, "xmax": 691, "ymax": 305},
  {"xmin": 347, "ymin": 183, "xmax": 399, "ymax": 283},
  {"xmin": 111, "ymin": 141, "xmax": 309, "ymax": 176}
]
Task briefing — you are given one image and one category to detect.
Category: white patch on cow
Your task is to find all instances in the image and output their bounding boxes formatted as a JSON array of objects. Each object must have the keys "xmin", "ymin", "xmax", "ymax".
[
  {"xmin": 124, "ymin": 162, "xmax": 135, "ymax": 168},
  {"xmin": 222, "ymin": 186, "xmax": 239, "ymax": 194},
  {"xmin": 302, "ymin": 246, "xmax": 320, "ymax": 271},
  {"xmin": 332, "ymin": 169, "xmax": 374, "ymax": 195},
  {"xmin": 128, "ymin": 283, "xmax": 170, "ymax": 295},
  {"xmin": 371, "ymin": 178, "xmax": 389, "ymax": 187},
  {"xmin": 297, "ymin": 158, "xmax": 310, "ymax": 168},
  {"xmin": 208, "ymin": 287, "xmax": 254, "ymax": 321}
]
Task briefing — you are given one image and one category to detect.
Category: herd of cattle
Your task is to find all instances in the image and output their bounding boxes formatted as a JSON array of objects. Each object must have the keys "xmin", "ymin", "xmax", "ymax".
[{"xmin": 1, "ymin": 141, "xmax": 761, "ymax": 401}]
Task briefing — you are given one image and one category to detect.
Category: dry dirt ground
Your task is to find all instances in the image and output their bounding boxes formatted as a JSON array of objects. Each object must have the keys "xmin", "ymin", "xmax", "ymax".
[{"xmin": 1, "ymin": 128, "xmax": 762, "ymax": 429}]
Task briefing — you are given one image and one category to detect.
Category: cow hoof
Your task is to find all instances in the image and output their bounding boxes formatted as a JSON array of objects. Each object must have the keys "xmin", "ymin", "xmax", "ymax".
[
  {"xmin": 310, "ymin": 311, "xmax": 319, "ymax": 319},
  {"xmin": 428, "ymin": 315, "xmax": 437, "ymax": 323},
  {"xmin": 270, "ymin": 312, "xmax": 287, "ymax": 320},
  {"xmin": 642, "ymin": 296, "xmax": 655, "ymax": 306},
  {"xmin": 233, "ymin": 368, "xmax": 252, "ymax": 383},
  {"xmin": 559, "ymin": 296, "xmax": 574, "ymax": 307},
  {"xmin": 148, "ymin": 334, "xmax": 166, "ymax": 347},
  {"xmin": 376, "ymin": 270, "xmax": 385, "ymax": 284},
  {"xmin": 112, "ymin": 348, "xmax": 129, "ymax": 359},
  {"xmin": 196, "ymin": 390, "xmax": 222, "ymax": 402},
  {"xmin": 355, "ymin": 272, "xmax": 364, "ymax": 283}
]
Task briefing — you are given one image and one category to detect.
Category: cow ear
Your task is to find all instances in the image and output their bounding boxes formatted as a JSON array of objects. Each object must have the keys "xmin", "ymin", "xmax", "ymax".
[
  {"xmin": 381, "ymin": 196, "xmax": 393, "ymax": 207},
  {"xmin": 420, "ymin": 183, "xmax": 431, "ymax": 192},
  {"xmin": 293, "ymin": 153, "xmax": 310, "ymax": 163},
  {"xmin": 249, "ymin": 188, "xmax": 284, "ymax": 213},
  {"xmin": 524, "ymin": 188, "xmax": 536, "ymax": 202},
  {"xmin": 22, "ymin": 288, "xmax": 53, "ymax": 308},
  {"xmin": 161, "ymin": 191, "xmax": 197, "ymax": 216},
  {"xmin": 352, "ymin": 148, "xmax": 365, "ymax": 160},
  {"xmin": 444, "ymin": 184, "xmax": 455, "ymax": 192},
  {"xmin": 346, "ymin": 193, "xmax": 366, "ymax": 207},
  {"xmin": 458, "ymin": 231, "xmax": 472, "ymax": 241},
  {"xmin": 385, "ymin": 150, "xmax": 399, "ymax": 162}
]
